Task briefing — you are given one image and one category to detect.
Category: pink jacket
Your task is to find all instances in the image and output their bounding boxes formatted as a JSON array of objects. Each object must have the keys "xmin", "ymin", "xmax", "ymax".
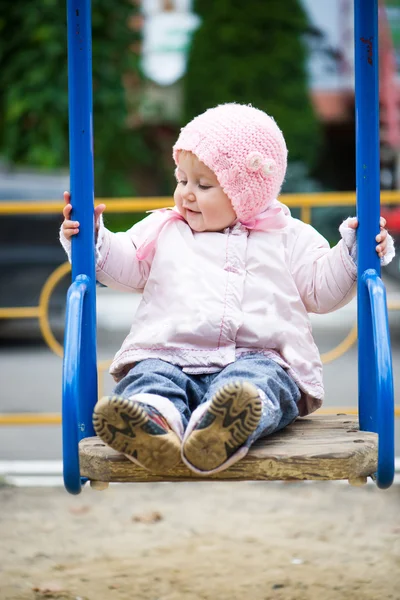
[{"xmin": 79, "ymin": 209, "xmax": 360, "ymax": 417}]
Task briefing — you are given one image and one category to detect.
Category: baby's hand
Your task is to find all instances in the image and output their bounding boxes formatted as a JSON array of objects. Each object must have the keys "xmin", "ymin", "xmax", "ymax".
[
  {"xmin": 62, "ymin": 191, "xmax": 79, "ymax": 240},
  {"xmin": 62, "ymin": 191, "xmax": 106, "ymax": 240},
  {"xmin": 347, "ymin": 216, "xmax": 389, "ymax": 259}
]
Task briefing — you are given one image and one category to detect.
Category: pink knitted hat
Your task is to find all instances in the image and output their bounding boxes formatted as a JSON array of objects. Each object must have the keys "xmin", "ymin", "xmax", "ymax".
[{"xmin": 173, "ymin": 103, "xmax": 288, "ymax": 221}]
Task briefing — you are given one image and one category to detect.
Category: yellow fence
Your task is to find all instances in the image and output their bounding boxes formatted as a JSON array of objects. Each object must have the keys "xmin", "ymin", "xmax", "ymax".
[{"xmin": 0, "ymin": 191, "xmax": 399, "ymax": 425}]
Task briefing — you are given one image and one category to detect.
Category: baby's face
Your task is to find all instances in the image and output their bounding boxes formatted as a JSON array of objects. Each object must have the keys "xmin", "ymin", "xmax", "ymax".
[{"xmin": 174, "ymin": 152, "xmax": 237, "ymax": 232}]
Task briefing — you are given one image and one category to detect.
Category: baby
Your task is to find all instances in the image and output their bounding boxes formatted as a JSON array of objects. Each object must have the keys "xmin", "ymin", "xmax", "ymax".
[{"xmin": 61, "ymin": 103, "xmax": 394, "ymax": 476}]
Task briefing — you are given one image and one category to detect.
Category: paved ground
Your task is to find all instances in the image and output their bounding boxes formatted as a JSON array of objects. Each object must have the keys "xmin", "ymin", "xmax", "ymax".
[{"xmin": 1, "ymin": 482, "xmax": 400, "ymax": 600}]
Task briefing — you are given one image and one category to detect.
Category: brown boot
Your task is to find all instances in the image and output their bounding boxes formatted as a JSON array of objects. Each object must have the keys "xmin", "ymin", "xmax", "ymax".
[
  {"xmin": 182, "ymin": 381, "xmax": 262, "ymax": 473},
  {"xmin": 93, "ymin": 395, "xmax": 181, "ymax": 474}
]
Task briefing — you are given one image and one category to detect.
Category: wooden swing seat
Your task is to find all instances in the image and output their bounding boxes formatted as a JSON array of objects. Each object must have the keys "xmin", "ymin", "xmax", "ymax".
[{"xmin": 79, "ymin": 414, "xmax": 378, "ymax": 486}]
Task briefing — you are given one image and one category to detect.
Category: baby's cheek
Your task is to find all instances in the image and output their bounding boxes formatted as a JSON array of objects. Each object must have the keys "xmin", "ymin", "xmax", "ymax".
[{"xmin": 174, "ymin": 195, "xmax": 183, "ymax": 213}]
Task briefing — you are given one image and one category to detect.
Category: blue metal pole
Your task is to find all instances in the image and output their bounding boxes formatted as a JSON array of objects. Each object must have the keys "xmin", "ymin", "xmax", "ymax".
[
  {"xmin": 354, "ymin": 0, "xmax": 381, "ymax": 432},
  {"xmin": 354, "ymin": 0, "xmax": 394, "ymax": 488},
  {"xmin": 63, "ymin": 0, "xmax": 98, "ymax": 493}
]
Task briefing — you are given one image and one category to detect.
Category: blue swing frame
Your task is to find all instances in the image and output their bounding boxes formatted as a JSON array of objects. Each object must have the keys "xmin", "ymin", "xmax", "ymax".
[{"xmin": 62, "ymin": 0, "xmax": 394, "ymax": 494}]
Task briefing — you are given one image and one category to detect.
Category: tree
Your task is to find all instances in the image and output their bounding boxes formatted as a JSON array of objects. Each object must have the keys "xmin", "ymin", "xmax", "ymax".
[
  {"xmin": 0, "ymin": 0, "xmax": 151, "ymax": 196},
  {"xmin": 183, "ymin": 0, "xmax": 320, "ymax": 169}
]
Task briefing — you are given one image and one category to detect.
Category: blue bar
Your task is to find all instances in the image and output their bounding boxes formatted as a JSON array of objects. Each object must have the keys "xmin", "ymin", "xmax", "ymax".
[
  {"xmin": 63, "ymin": 0, "xmax": 98, "ymax": 494},
  {"xmin": 354, "ymin": 0, "xmax": 394, "ymax": 488},
  {"xmin": 354, "ymin": 0, "xmax": 380, "ymax": 431},
  {"xmin": 362, "ymin": 271, "xmax": 394, "ymax": 489},
  {"xmin": 62, "ymin": 277, "xmax": 89, "ymax": 495}
]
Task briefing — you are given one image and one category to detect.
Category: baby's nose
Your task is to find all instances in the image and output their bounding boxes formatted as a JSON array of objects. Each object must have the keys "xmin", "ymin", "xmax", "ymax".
[{"xmin": 184, "ymin": 190, "xmax": 196, "ymax": 202}]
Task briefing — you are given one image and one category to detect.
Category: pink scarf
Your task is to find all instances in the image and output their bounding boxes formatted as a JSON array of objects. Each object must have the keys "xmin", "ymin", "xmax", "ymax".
[{"xmin": 136, "ymin": 200, "xmax": 289, "ymax": 261}]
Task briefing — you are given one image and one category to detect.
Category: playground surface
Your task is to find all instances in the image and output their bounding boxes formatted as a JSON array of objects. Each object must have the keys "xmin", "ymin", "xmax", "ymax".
[{"xmin": 0, "ymin": 481, "xmax": 399, "ymax": 600}]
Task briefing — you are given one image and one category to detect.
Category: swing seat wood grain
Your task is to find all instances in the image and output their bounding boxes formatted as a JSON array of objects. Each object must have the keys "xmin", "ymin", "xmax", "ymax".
[{"xmin": 79, "ymin": 414, "xmax": 378, "ymax": 484}]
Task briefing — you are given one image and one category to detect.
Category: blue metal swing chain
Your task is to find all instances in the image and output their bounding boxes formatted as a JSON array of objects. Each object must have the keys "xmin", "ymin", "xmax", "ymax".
[
  {"xmin": 355, "ymin": 0, "xmax": 394, "ymax": 488},
  {"xmin": 63, "ymin": 0, "xmax": 98, "ymax": 494}
]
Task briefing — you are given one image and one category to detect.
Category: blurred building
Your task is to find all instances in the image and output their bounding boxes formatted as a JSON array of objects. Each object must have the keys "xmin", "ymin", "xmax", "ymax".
[
  {"xmin": 302, "ymin": 0, "xmax": 400, "ymax": 191},
  {"xmin": 137, "ymin": 0, "xmax": 200, "ymax": 122}
]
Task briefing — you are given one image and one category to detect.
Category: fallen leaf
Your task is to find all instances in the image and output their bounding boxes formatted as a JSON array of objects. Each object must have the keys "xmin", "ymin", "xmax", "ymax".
[
  {"xmin": 68, "ymin": 505, "xmax": 91, "ymax": 515},
  {"xmin": 132, "ymin": 511, "xmax": 163, "ymax": 524},
  {"xmin": 32, "ymin": 581, "xmax": 66, "ymax": 597}
]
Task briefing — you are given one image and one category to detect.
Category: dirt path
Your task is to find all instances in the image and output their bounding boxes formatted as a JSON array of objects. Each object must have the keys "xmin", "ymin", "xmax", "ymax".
[{"xmin": 0, "ymin": 482, "xmax": 399, "ymax": 600}]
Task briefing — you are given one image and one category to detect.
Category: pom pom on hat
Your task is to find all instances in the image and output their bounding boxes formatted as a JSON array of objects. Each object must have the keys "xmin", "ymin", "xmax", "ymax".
[{"xmin": 173, "ymin": 103, "xmax": 288, "ymax": 221}]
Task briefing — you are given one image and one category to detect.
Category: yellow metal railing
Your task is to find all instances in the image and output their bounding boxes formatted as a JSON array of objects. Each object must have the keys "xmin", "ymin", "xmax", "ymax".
[
  {"xmin": 0, "ymin": 191, "xmax": 399, "ymax": 426},
  {"xmin": 1, "ymin": 189, "xmax": 399, "ymax": 221}
]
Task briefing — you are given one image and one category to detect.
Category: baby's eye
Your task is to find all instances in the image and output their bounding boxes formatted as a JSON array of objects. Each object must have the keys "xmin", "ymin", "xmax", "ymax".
[
  {"xmin": 199, "ymin": 184, "xmax": 212, "ymax": 190},
  {"xmin": 178, "ymin": 180, "xmax": 187, "ymax": 186}
]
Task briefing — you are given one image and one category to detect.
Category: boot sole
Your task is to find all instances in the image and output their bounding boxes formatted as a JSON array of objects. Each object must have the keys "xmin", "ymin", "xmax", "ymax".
[
  {"xmin": 182, "ymin": 381, "xmax": 262, "ymax": 472},
  {"xmin": 93, "ymin": 395, "xmax": 181, "ymax": 473}
]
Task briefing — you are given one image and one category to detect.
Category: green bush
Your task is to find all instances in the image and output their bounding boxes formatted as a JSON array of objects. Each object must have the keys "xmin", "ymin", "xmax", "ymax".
[
  {"xmin": 184, "ymin": 0, "xmax": 320, "ymax": 169},
  {"xmin": 0, "ymin": 0, "xmax": 152, "ymax": 196}
]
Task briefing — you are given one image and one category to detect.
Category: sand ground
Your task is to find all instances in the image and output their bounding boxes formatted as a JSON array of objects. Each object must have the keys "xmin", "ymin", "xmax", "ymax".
[{"xmin": 0, "ymin": 481, "xmax": 399, "ymax": 600}]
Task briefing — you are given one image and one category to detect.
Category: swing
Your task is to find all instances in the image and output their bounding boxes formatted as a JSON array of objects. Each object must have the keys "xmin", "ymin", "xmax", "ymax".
[{"xmin": 62, "ymin": 0, "xmax": 394, "ymax": 495}]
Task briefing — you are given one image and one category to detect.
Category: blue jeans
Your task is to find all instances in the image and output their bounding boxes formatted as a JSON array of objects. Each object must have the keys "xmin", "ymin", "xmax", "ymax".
[{"xmin": 113, "ymin": 354, "xmax": 301, "ymax": 445}]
